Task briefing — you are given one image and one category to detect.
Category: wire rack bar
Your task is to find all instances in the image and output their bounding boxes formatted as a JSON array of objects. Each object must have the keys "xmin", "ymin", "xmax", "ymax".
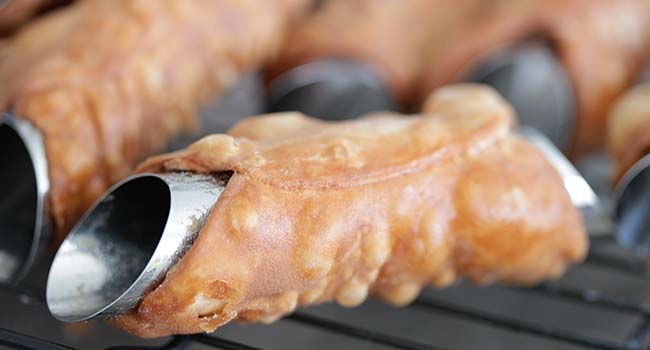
[
  {"xmin": 192, "ymin": 334, "xmax": 263, "ymax": 350},
  {"xmin": 526, "ymin": 284, "xmax": 650, "ymax": 315},
  {"xmin": 411, "ymin": 297, "xmax": 636, "ymax": 350},
  {"xmin": 586, "ymin": 252, "xmax": 650, "ymax": 281},
  {"xmin": 626, "ymin": 317, "xmax": 650, "ymax": 350},
  {"xmin": 0, "ymin": 328, "xmax": 78, "ymax": 350},
  {"xmin": 287, "ymin": 312, "xmax": 444, "ymax": 350},
  {"xmin": 104, "ymin": 336, "xmax": 192, "ymax": 350}
]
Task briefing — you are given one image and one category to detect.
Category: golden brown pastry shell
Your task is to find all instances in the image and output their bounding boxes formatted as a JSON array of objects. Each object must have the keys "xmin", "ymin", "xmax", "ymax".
[
  {"xmin": 420, "ymin": 0, "xmax": 650, "ymax": 158},
  {"xmin": 0, "ymin": 0, "xmax": 309, "ymax": 242},
  {"xmin": 113, "ymin": 85, "xmax": 587, "ymax": 337}
]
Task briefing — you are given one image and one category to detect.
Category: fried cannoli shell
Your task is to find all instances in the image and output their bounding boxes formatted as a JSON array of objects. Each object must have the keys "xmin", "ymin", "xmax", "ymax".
[
  {"xmin": 607, "ymin": 83, "xmax": 650, "ymax": 183},
  {"xmin": 0, "ymin": 0, "xmax": 309, "ymax": 243},
  {"xmin": 265, "ymin": 0, "xmax": 482, "ymax": 106},
  {"xmin": 113, "ymin": 85, "xmax": 587, "ymax": 338},
  {"xmin": 420, "ymin": 0, "xmax": 650, "ymax": 157}
]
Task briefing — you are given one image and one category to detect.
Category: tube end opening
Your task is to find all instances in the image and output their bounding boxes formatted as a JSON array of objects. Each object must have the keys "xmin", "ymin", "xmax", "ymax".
[
  {"xmin": 467, "ymin": 43, "xmax": 575, "ymax": 152},
  {"xmin": 614, "ymin": 155, "xmax": 650, "ymax": 255},
  {"xmin": 267, "ymin": 59, "xmax": 397, "ymax": 120},
  {"xmin": 0, "ymin": 117, "xmax": 46, "ymax": 282},
  {"xmin": 46, "ymin": 175, "xmax": 171, "ymax": 322}
]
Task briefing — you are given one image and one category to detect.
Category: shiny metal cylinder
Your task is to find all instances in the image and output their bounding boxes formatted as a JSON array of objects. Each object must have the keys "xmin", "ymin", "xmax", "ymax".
[
  {"xmin": 612, "ymin": 65, "xmax": 650, "ymax": 253},
  {"xmin": 267, "ymin": 59, "xmax": 397, "ymax": 120},
  {"xmin": 466, "ymin": 43, "xmax": 576, "ymax": 153},
  {"xmin": 46, "ymin": 171, "xmax": 230, "ymax": 322},
  {"xmin": 612, "ymin": 153, "xmax": 650, "ymax": 254},
  {"xmin": 0, "ymin": 112, "xmax": 50, "ymax": 282}
]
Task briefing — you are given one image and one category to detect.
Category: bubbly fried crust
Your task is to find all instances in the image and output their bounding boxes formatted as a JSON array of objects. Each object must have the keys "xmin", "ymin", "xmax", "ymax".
[
  {"xmin": 113, "ymin": 85, "xmax": 587, "ymax": 337},
  {"xmin": 0, "ymin": 0, "xmax": 308, "ymax": 243},
  {"xmin": 607, "ymin": 83, "xmax": 650, "ymax": 183},
  {"xmin": 421, "ymin": 0, "xmax": 650, "ymax": 157}
]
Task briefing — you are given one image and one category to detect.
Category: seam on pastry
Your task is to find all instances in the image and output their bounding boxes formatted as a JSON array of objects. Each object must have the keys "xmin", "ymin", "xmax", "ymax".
[{"xmin": 231, "ymin": 124, "xmax": 509, "ymax": 191}]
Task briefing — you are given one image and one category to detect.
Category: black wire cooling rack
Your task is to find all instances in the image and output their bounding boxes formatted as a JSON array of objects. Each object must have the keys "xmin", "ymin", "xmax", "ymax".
[{"xmin": 2, "ymin": 235, "xmax": 650, "ymax": 350}]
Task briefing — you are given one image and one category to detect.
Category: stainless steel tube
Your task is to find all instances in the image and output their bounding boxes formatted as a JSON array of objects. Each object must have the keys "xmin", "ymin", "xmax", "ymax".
[
  {"xmin": 0, "ymin": 112, "xmax": 49, "ymax": 282},
  {"xmin": 267, "ymin": 59, "xmax": 397, "ymax": 120},
  {"xmin": 612, "ymin": 154, "xmax": 650, "ymax": 254},
  {"xmin": 466, "ymin": 43, "xmax": 576, "ymax": 153},
  {"xmin": 609, "ymin": 68, "xmax": 650, "ymax": 254},
  {"xmin": 46, "ymin": 171, "xmax": 230, "ymax": 322}
]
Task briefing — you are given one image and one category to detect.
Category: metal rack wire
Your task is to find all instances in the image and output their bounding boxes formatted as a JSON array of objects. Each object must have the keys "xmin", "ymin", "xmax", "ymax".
[{"xmin": 1, "ymin": 236, "xmax": 650, "ymax": 350}]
